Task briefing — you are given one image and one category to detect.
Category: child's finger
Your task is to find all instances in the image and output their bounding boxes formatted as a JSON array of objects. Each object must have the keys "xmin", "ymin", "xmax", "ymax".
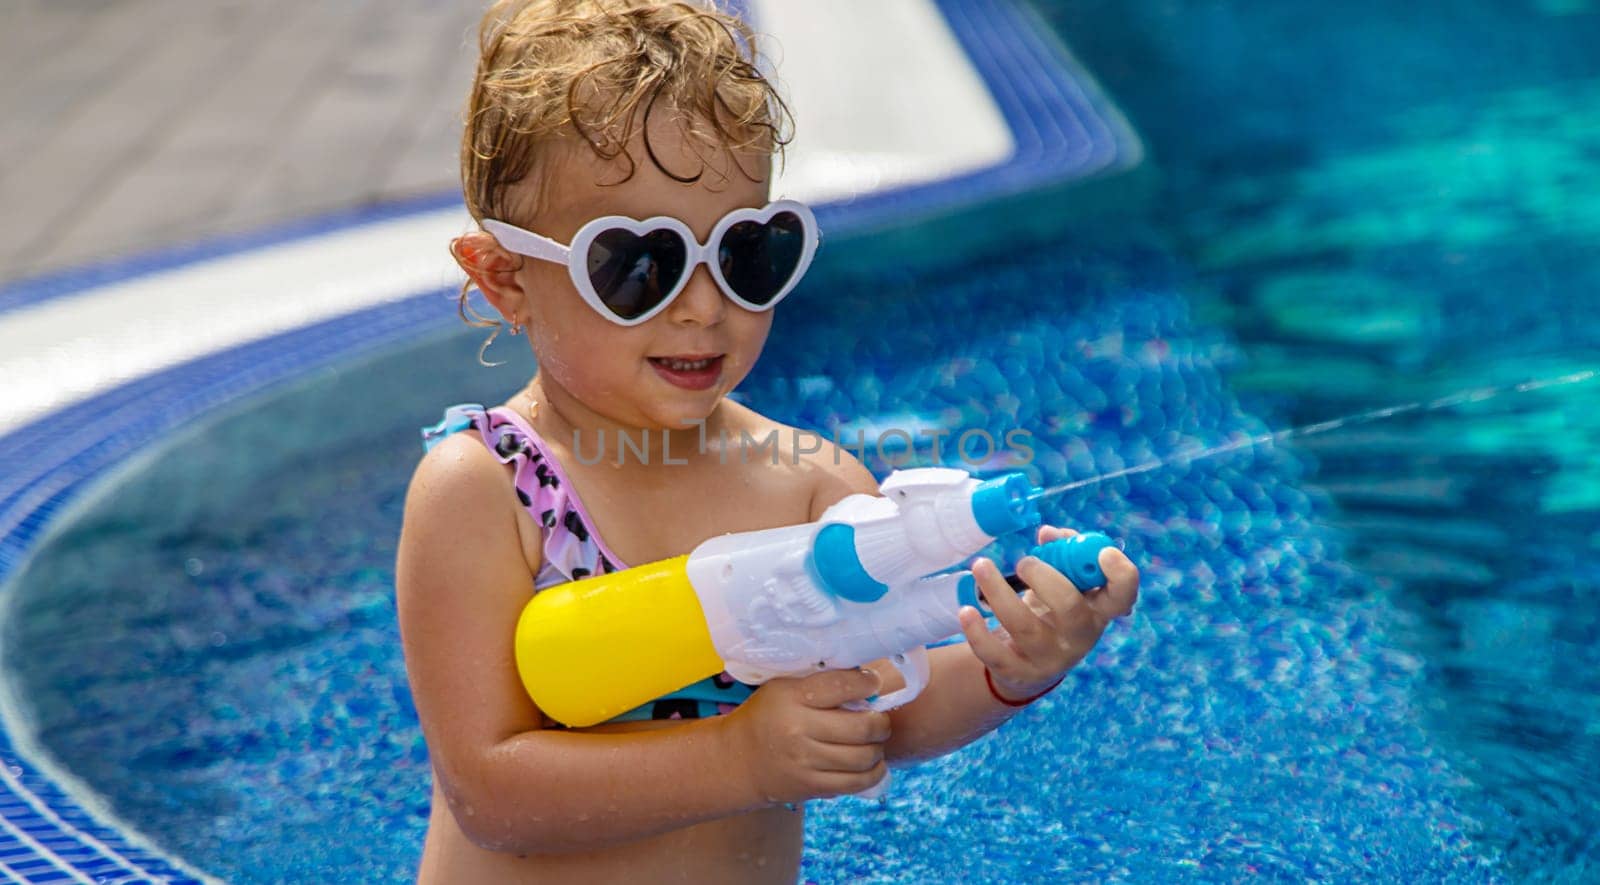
[
  {"xmin": 1013, "ymin": 553, "xmax": 1087, "ymax": 622},
  {"xmin": 1083, "ymin": 548, "xmax": 1139, "ymax": 619},
  {"xmin": 957, "ymin": 603, "xmax": 1017, "ymax": 670},
  {"xmin": 797, "ymin": 666, "xmax": 883, "ymax": 709},
  {"xmin": 813, "ymin": 761, "xmax": 890, "ymax": 798},
  {"xmin": 1035, "ymin": 524, "xmax": 1079, "ymax": 546},
  {"xmin": 809, "ymin": 708, "xmax": 893, "ymax": 747},
  {"xmin": 806, "ymin": 738, "xmax": 885, "ymax": 773},
  {"xmin": 970, "ymin": 558, "xmax": 1048, "ymax": 649}
]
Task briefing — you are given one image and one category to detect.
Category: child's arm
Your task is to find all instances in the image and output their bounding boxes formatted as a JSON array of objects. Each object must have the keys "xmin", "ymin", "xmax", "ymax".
[{"xmin": 397, "ymin": 437, "xmax": 887, "ymax": 855}]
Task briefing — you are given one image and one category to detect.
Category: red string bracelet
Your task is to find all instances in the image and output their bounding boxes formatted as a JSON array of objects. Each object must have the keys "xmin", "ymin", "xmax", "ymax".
[{"xmin": 985, "ymin": 668, "xmax": 1065, "ymax": 707}]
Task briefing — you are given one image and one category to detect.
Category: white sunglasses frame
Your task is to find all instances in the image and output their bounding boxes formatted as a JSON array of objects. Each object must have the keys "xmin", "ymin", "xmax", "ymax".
[{"xmin": 480, "ymin": 199, "xmax": 820, "ymax": 327}]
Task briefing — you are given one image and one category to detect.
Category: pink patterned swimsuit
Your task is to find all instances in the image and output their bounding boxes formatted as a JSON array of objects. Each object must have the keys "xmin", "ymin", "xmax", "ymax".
[{"xmin": 422, "ymin": 403, "xmax": 756, "ymax": 725}]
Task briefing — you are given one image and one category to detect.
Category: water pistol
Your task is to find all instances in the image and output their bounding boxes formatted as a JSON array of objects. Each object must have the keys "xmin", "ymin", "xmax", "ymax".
[{"xmin": 515, "ymin": 467, "xmax": 1116, "ymax": 729}]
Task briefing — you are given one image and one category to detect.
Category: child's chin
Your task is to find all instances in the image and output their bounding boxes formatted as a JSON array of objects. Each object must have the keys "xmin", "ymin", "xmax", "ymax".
[{"xmin": 648, "ymin": 399, "xmax": 721, "ymax": 432}]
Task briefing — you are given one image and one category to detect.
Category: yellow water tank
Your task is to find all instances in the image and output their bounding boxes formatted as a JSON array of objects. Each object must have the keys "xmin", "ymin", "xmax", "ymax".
[{"xmin": 513, "ymin": 555, "xmax": 727, "ymax": 727}]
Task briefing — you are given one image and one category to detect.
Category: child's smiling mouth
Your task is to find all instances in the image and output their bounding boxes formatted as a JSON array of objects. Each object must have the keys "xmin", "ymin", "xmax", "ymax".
[{"xmin": 647, "ymin": 353, "xmax": 725, "ymax": 391}]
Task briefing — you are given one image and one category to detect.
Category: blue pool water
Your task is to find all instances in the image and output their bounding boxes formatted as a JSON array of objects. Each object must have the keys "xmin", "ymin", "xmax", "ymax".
[
  {"xmin": 5, "ymin": 0, "xmax": 1600, "ymax": 881},
  {"xmin": 1044, "ymin": 1, "xmax": 1600, "ymax": 877},
  {"xmin": 1, "ymin": 245, "xmax": 1497, "ymax": 882}
]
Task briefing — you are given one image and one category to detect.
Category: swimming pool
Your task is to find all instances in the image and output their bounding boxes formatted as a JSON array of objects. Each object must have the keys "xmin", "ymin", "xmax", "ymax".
[
  {"xmin": 2, "ymin": 240, "xmax": 1494, "ymax": 883},
  {"xmin": 4, "ymin": 0, "xmax": 1599, "ymax": 881}
]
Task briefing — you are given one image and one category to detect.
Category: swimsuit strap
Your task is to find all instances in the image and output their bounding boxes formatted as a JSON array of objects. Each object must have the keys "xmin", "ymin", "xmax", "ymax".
[{"xmin": 422, "ymin": 403, "xmax": 626, "ymax": 586}]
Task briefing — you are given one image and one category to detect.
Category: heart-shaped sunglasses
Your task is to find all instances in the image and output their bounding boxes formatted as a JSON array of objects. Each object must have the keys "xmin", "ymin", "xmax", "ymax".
[{"xmin": 480, "ymin": 199, "xmax": 820, "ymax": 327}]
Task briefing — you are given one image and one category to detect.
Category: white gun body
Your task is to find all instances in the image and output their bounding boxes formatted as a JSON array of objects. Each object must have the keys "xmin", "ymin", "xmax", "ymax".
[{"xmin": 685, "ymin": 467, "xmax": 1035, "ymax": 712}]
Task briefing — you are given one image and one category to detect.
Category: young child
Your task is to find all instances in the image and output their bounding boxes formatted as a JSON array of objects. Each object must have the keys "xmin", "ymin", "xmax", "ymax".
[{"xmin": 394, "ymin": 1, "xmax": 1139, "ymax": 882}]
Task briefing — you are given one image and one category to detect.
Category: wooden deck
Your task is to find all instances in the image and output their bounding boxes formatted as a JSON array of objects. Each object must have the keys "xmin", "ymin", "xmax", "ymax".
[{"xmin": 0, "ymin": 0, "xmax": 481, "ymax": 283}]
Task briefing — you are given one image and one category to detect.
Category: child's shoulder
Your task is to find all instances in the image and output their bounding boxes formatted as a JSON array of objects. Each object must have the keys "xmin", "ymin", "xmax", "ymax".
[
  {"xmin": 720, "ymin": 402, "xmax": 881, "ymax": 518},
  {"xmin": 399, "ymin": 422, "xmax": 547, "ymax": 592},
  {"xmin": 412, "ymin": 427, "xmax": 501, "ymax": 485},
  {"xmin": 402, "ymin": 427, "xmax": 520, "ymax": 538},
  {"xmin": 408, "ymin": 399, "xmax": 529, "ymax": 495}
]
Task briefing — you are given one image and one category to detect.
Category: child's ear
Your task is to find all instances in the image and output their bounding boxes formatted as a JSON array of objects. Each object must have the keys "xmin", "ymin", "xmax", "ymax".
[{"xmin": 451, "ymin": 232, "xmax": 528, "ymax": 322}]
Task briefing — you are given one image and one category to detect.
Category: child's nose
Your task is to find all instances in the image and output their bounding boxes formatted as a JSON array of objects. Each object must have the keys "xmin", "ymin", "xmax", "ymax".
[{"xmin": 664, "ymin": 265, "xmax": 727, "ymax": 326}]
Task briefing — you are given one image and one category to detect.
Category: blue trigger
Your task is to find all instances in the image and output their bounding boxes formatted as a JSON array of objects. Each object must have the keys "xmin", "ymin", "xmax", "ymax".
[{"xmin": 1029, "ymin": 532, "xmax": 1115, "ymax": 591}]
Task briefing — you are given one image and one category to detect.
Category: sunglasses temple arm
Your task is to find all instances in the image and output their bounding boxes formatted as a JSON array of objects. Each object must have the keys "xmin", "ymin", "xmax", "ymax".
[{"xmin": 481, "ymin": 219, "xmax": 572, "ymax": 264}]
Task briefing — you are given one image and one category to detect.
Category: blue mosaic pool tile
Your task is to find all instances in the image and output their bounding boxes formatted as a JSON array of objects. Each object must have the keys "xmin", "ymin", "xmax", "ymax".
[
  {"xmin": 815, "ymin": 0, "xmax": 1140, "ymax": 234},
  {"xmin": 36, "ymin": 835, "xmax": 79, "ymax": 852},
  {"xmin": 0, "ymin": 291, "xmax": 454, "ymax": 883},
  {"xmin": 0, "ymin": 192, "xmax": 462, "ymax": 318},
  {"xmin": 20, "ymin": 872, "xmax": 77, "ymax": 884},
  {"xmin": 0, "ymin": 292, "xmax": 454, "ymax": 575},
  {"xmin": 52, "ymin": 848, "xmax": 103, "ymax": 866}
]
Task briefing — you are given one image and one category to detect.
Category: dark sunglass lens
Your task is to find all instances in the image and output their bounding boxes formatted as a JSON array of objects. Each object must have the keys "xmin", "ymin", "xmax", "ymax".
[
  {"xmin": 587, "ymin": 229, "xmax": 688, "ymax": 320},
  {"xmin": 718, "ymin": 212, "xmax": 805, "ymax": 306}
]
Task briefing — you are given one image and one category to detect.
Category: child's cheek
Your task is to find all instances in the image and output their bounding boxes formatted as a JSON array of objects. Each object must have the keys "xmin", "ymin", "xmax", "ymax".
[
  {"xmin": 551, "ymin": 351, "xmax": 631, "ymax": 404},
  {"xmin": 727, "ymin": 311, "xmax": 775, "ymax": 376}
]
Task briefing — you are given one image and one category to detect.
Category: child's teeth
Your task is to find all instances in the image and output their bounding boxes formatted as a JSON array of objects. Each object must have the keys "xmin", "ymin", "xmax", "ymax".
[{"xmin": 665, "ymin": 357, "xmax": 712, "ymax": 371}]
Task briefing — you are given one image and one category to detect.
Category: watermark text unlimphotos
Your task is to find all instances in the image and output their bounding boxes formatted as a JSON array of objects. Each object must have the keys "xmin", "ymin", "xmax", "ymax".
[{"xmin": 561, "ymin": 422, "xmax": 1034, "ymax": 467}]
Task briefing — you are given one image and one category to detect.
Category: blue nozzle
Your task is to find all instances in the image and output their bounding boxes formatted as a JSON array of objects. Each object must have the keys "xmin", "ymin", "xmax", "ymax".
[
  {"xmin": 1029, "ymin": 532, "xmax": 1114, "ymax": 591},
  {"xmin": 971, "ymin": 472, "xmax": 1042, "ymax": 537}
]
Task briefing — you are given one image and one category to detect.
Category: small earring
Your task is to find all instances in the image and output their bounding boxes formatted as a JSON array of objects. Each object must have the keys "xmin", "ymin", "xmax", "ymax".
[{"xmin": 509, "ymin": 320, "xmax": 524, "ymax": 336}]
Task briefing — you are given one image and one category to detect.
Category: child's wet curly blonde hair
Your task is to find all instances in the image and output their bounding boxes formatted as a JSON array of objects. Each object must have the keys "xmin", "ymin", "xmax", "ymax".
[{"xmin": 456, "ymin": 0, "xmax": 793, "ymax": 339}]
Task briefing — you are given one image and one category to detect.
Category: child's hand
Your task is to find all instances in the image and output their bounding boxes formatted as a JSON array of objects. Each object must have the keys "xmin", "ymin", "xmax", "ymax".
[
  {"xmin": 725, "ymin": 668, "xmax": 891, "ymax": 805},
  {"xmin": 958, "ymin": 525, "xmax": 1140, "ymax": 702}
]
